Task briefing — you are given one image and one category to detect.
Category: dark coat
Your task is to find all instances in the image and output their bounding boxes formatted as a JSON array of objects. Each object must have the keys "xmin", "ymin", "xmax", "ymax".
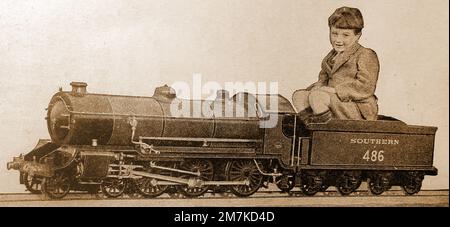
[{"xmin": 308, "ymin": 43, "xmax": 380, "ymax": 120}]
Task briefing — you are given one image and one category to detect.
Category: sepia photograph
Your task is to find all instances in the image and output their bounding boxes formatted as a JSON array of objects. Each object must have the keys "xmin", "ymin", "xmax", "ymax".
[{"xmin": 0, "ymin": 0, "xmax": 448, "ymax": 213}]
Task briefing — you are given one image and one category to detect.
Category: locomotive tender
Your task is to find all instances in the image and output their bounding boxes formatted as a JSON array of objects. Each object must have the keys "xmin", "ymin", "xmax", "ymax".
[{"xmin": 7, "ymin": 82, "xmax": 438, "ymax": 199}]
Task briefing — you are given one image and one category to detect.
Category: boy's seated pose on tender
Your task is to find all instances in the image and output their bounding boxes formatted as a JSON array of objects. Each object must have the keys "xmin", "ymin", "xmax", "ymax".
[{"xmin": 293, "ymin": 6, "xmax": 380, "ymax": 124}]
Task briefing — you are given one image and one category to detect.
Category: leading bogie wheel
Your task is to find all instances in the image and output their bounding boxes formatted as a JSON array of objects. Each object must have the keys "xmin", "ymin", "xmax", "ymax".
[
  {"xmin": 41, "ymin": 172, "xmax": 71, "ymax": 199},
  {"xmin": 23, "ymin": 173, "xmax": 42, "ymax": 194}
]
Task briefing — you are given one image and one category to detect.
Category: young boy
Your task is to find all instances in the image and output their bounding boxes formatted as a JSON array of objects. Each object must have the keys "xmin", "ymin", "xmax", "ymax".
[{"xmin": 293, "ymin": 6, "xmax": 380, "ymax": 123}]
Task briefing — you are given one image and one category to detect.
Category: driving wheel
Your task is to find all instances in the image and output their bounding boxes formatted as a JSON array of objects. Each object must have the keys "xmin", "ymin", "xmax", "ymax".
[
  {"xmin": 226, "ymin": 160, "xmax": 263, "ymax": 197},
  {"xmin": 177, "ymin": 159, "xmax": 214, "ymax": 197}
]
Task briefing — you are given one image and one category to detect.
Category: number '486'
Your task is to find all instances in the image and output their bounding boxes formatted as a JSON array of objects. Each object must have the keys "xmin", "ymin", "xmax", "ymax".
[{"xmin": 363, "ymin": 150, "xmax": 384, "ymax": 162}]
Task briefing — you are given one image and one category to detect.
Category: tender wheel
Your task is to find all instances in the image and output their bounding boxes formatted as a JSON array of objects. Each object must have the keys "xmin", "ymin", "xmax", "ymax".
[
  {"xmin": 41, "ymin": 172, "xmax": 71, "ymax": 199},
  {"xmin": 177, "ymin": 160, "xmax": 214, "ymax": 197},
  {"xmin": 368, "ymin": 173, "xmax": 390, "ymax": 195},
  {"xmin": 101, "ymin": 178, "xmax": 126, "ymax": 198},
  {"xmin": 226, "ymin": 160, "xmax": 263, "ymax": 197},
  {"xmin": 402, "ymin": 172, "xmax": 423, "ymax": 195},
  {"xmin": 337, "ymin": 173, "xmax": 362, "ymax": 196},
  {"xmin": 276, "ymin": 175, "xmax": 295, "ymax": 193},
  {"xmin": 300, "ymin": 174, "xmax": 322, "ymax": 196},
  {"xmin": 22, "ymin": 173, "xmax": 42, "ymax": 194},
  {"xmin": 368, "ymin": 179, "xmax": 385, "ymax": 195}
]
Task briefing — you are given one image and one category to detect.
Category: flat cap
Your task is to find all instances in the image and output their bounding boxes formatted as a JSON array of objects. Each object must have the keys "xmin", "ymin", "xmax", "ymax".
[{"xmin": 328, "ymin": 7, "xmax": 364, "ymax": 30}]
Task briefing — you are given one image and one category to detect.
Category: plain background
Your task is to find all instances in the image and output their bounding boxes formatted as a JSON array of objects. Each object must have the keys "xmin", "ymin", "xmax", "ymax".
[{"xmin": 0, "ymin": 0, "xmax": 448, "ymax": 193}]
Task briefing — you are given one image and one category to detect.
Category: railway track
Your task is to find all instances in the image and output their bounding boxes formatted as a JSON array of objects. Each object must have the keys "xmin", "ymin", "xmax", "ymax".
[{"xmin": 0, "ymin": 184, "xmax": 448, "ymax": 207}]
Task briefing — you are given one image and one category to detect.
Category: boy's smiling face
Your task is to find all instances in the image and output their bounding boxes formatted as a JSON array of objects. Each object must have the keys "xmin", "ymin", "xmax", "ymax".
[{"xmin": 329, "ymin": 26, "xmax": 361, "ymax": 52}]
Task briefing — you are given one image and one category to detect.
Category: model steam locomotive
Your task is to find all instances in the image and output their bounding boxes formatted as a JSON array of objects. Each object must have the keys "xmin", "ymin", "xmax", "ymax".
[{"xmin": 7, "ymin": 82, "xmax": 438, "ymax": 199}]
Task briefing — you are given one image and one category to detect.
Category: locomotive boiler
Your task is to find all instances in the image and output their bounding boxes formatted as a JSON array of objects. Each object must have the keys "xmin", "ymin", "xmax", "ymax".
[
  {"xmin": 47, "ymin": 82, "xmax": 264, "ymax": 146},
  {"xmin": 7, "ymin": 82, "xmax": 438, "ymax": 199}
]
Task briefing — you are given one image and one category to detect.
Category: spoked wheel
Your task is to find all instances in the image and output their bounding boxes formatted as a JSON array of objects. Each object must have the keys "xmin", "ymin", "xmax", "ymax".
[
  {"xmin": 135, "ymin": 178, "xmax": 168, "ymax": 198},
  {"xmin": 101, "ymin": 178, "xmax": 127, "ymax": 198},
  {"xmin": 337, "ymin": 172, "xmax": 362, "ymax": 196},
  {"xmin": 368, "ymin": 173, "xmax": 390, "ymax": 195},
  {"xmin": 135, "ymin": 162, "xmax": 174, "ymax": 198},
  {"xmin": 41, "ymin": 172, "xmax": 71, "ymax": 199},
  {"xmin": 402, "ymin": 172, "xmax": 423, "ymax": 195},
  {"xmin": 276, "ymin": 175, "xmax": 295, "ymax": 193},
  {"xmin": 23, "ymin": 173, "xmax": 42, "ymax": 194},
  {"xmin": 177, "ymin": 159, "xmax": 214, "ymax": 197},
  {"xmin": 226, "ymin": 160, "xmax": 263, "ymax": 197},
  {"xmin": 300, "ymin": 174, "xmax": 322, "ymax": 196}
]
